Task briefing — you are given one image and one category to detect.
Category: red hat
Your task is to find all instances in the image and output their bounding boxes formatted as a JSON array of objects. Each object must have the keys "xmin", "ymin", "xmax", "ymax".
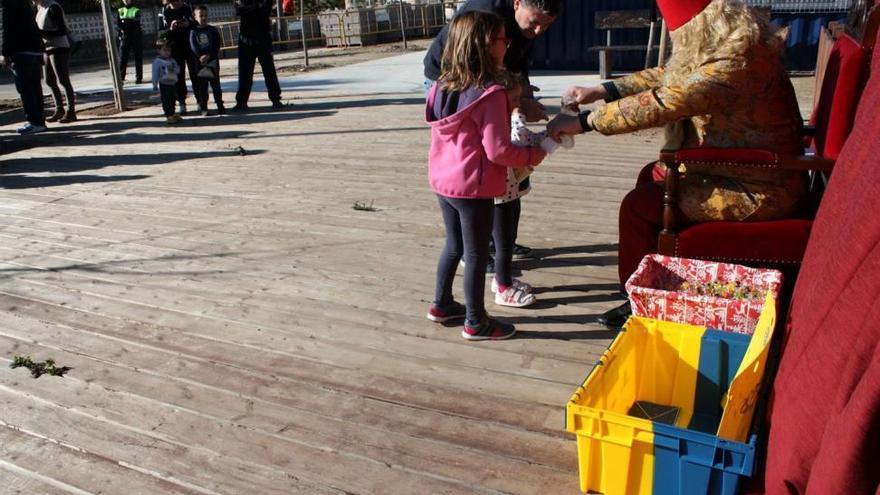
[{"xmin": 657, "ymin": 0, "xmax": 712, "ymax": 31}]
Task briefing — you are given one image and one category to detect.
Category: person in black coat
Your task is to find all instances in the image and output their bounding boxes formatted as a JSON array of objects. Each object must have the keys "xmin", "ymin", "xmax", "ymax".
[
  {"xmin": 424, "ymin": 0, "xmax": 561, "ymax": 123},
  {"xmin": 162, "ymin": 0, "xmax": 198, "ymax": 113},
  {"xmin": 231, "ymin": 0, "xmax": 282, "ymax": 111},
  {"xmin": 1, "ymin": 0, "xmax": 47, "ymax": 134}
]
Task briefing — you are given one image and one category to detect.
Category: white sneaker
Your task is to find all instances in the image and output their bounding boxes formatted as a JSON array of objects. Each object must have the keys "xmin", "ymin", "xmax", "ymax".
[
  {"xmin": 495, "ymin": 285, "xmax": 536, "ymax": 308},
  {"xmin": 491, "ymin": 277, "xmax": 533, "ymax": 294},
  {"xmin": 17, "ymin": 123, "xmax": 47, "ymax": 135}
]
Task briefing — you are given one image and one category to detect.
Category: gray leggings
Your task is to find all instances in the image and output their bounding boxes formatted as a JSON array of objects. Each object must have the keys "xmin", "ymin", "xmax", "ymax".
[
  {"xmin": 434, "ymin": 194, "xmax": 494, "ymax": 325},
  {"xmin": 45, "ymin": 48, "xmax": 75, "ymax": 112}
]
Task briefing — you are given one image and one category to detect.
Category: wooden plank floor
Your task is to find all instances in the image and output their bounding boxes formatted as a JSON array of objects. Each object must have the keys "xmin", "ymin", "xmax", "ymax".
[{"xmin": 0, "ymin": 86, "xmax": 661, "ymax": 494}]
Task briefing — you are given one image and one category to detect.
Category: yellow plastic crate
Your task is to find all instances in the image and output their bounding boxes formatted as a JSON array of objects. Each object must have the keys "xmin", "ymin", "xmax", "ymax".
[{"xmin": 566, "ymin": 296, "xmax": 776, "ymax": 495}]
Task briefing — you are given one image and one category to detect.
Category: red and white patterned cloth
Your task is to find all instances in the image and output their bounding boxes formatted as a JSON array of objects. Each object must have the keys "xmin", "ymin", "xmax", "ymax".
[{"xmin": 625, "ymin": 255, "xmax": 782, "ymax": 335}]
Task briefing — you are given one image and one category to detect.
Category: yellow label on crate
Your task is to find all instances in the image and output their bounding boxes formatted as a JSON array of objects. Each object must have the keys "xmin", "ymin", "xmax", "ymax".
[{"xmin": 717, "ymin": 294, "xmax": 777, "ymax": 442}]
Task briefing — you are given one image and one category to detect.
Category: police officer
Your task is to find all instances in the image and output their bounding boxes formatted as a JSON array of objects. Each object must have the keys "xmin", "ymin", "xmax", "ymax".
[{"xmin": 117, "ymin": 0, "xmax": 143, "ymax": 84}]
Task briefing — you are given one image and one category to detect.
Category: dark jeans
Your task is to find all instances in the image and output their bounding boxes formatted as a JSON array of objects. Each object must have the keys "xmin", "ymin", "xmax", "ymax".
[
  {"xmin": 171, "ymin": 45, "xmax": 198, "ymax": 105},
  {"xmin": 11, "ymin": 54, "xmax": 45, "ymax": 126},
  {"xmin": 236, "ymin": 34, "xmax": 281, "ymax": 105},
  {"xmin": 159, "ymin": 84, "xmax": 177, "ymax": 116},
  {"xmin": 434, "ymin": 194, "xmax": 494, "ymax": 324},
  {"xmin": 119, "ymin": 33, "xmax": 143, "ymax": 81},
  {"xmin": 45, "ymin": 49, "xmax": 75, "ymax": 113},
  {"xmin": 194, "ymin": 72, "xmax": 224, "ymax": 109},
  {"xmin": 492, "ymin": 198, "xmax": 521, "ymax": 287}
]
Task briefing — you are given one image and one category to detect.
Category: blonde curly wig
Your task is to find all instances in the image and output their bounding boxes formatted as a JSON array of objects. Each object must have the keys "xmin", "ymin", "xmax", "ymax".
[{"xmin": 664, "ymin": 0, "xmax": 787, "ymax": 86}]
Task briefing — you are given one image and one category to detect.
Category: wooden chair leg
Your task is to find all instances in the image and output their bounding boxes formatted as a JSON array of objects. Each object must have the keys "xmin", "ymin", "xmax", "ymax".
[
  {"xmin": 599, "ymin": 50, "xmax": 611, "ymax": 79},
  {"xmin": 658, "ymin": 153, "xmax": 679, "ymax": 256}
]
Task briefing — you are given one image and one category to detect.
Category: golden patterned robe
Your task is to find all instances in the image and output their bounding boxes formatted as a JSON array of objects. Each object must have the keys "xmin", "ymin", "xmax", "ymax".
[{"xmin": 592, "ymin": 46, "xmax": 808, "ymax": 222}]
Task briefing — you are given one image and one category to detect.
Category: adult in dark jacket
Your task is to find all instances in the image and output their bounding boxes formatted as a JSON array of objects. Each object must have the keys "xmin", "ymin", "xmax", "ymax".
[
  {"xmin": 232, "ymin": 0, "xmax": 282, "ymax": 111},
  {"xmin": 423, "ymin": 0, "xmax": 561, "ymax": 122},
  {"xmin": 162, "ymin": 0, "xmax": 197, "ymax": 113},
  {"xmin": 1, "ymin": 0, "xmax": 47, "ymax": 134},
  {"xmin": 35, "ymin": 0, "xmax": 76, "ymax": 122},
  {"xmin": 117, "ymin": 0, "xmax": 144, "ymax": 83}
]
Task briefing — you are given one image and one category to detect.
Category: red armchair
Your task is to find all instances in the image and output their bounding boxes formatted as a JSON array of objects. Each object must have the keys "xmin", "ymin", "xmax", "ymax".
[
  {"xmin": 655, "ymin": 12, "xmax": 878, "ymax": 268},
  {"xmin": 761, "ymin": 25, "xmax": 880, "ymax": 493}
]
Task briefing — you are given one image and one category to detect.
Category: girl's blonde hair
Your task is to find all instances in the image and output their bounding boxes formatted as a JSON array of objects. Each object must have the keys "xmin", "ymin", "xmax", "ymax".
[
  {"xmin": 664, "ymin": 0, "xmax": 787, "ymax": 86},
  {"xmin": 439, "ymin": 11, "xmax": 512, "ymax": 92}
]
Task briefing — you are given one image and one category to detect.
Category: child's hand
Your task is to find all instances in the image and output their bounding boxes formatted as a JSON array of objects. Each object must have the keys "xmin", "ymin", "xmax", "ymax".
[
  {"xmin": 520, "ymin": 97, "xmax": 548, "ymax": 122},
  {"xmin": 199, "ymin": 55, "xmax": 210, "ymax": 64}
]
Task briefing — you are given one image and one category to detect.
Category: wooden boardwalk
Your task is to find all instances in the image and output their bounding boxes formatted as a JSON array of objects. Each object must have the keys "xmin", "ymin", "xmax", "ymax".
[{"xmin": 0, "ymin": 85, "xmax": 661, "ymax": 494}]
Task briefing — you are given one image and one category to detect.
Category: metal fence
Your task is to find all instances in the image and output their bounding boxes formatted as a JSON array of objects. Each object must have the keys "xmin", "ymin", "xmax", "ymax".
[
  {"xmin": 211, "ymin": 1, "xmax": 453, "ymax": 51},
  {"xmin": 744, "ymin": 0, "xmax": 855, "ymax": 13}
]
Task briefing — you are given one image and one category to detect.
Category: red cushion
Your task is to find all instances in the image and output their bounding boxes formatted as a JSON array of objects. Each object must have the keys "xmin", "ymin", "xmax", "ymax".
[
  {"xmin": 761, "ymin": 29, "xmax": 880, "ymax": 495},
  {"xmin": 673, "ymin": 219, "xmax": 812, "ymax": 264},
  {"xmin": 810, "ymin": 34, "xmax": 869, "ymax": 160}
]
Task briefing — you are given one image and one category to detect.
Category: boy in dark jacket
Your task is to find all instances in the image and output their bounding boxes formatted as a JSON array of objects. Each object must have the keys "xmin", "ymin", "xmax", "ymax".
[
  {"xmin": 189, "ymin": 4, "xmax": 223, "ymax": 115},
  {"xmin": 1, "ymin": 0, "xmax": 47, "ymax": 134}
]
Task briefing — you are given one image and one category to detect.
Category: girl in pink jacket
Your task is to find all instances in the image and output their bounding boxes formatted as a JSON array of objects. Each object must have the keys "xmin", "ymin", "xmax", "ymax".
[{"xmin": 424, "ymin": 11, "xmax": 546, "ymax": 341}]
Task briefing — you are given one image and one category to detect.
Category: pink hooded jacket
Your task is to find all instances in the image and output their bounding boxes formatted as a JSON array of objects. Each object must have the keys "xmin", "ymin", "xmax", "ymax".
[{"xmin": 426, "ymin": 83, "xmax": 542, "ymax": 199}]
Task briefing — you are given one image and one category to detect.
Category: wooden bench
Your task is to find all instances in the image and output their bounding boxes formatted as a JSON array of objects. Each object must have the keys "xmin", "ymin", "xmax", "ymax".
[{"xmin": 588, "ymin": 9, "xmax": 660, "ymax": 79}]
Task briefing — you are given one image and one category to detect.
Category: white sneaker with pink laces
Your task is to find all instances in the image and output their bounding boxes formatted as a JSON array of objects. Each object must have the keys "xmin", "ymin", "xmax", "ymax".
[
  {"xmin": 491, "ymin": 277, "xmax": 533, "ymax": 294},
  {"xmin": 495, "ymin": 286, "xmax": 536, "ymax": 308}
]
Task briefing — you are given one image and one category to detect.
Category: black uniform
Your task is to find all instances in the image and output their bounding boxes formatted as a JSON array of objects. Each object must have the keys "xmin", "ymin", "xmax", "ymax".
[
  {"xmin": 117, "ymin": 5, "xmax": 143, "ymax": 82},
  {"xmin": 234, "ymin": 0, "xmax": 281, "ymax": 107}
]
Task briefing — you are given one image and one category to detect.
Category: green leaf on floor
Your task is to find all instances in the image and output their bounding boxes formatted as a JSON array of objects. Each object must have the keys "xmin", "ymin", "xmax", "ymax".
[{"xmin": 10, "ymin": 355, "xmax": 72, "ymax": 378}]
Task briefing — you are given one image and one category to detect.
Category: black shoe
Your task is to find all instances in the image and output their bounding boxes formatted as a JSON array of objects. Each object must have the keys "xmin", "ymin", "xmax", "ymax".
[
  {"xmin": 597, "ymin": 301, "xmax": 631, "ymax": 329},
  {"xmin": 135, "ymin": 78, "xmax": 143, "ymax": 84},
  {"xmin": 46, "ymin": 109, "xmax": 64, "ymax": 122},
  {"xmin": 512, "ymin": 243, "xmax": 534, "ymax": 260},
  {"xmin": 271, "ymin": 100, "xmax": 284, "ymax": 110},
  {"xmin": 217, "ymin": 105, "xmax": 227, "ymax": 115},
  {"xmin": 230, "ymin": 104, "xmax": 249, "ymax": 112}
]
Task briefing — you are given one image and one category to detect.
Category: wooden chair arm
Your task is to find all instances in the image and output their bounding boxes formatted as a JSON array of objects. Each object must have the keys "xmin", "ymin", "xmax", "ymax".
[
  {"xmin": 655, "ymin": 148, "xmax": 835, "ymax": 256},
  {"xmin": 670, "ymin": 148, "xmax": 835, "ymax": 172}
]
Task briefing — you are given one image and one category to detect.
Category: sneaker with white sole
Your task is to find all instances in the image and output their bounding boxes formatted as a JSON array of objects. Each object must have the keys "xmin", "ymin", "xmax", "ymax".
[
  {"xmin": 17, "ymin": 123, "xmax": 47, "ymax": 135},
  {"xmin": 462, "ymin": 317, "xmax": 516, "ymax": 341},
  {"xmin": 491, "ymin": 277, "xmax": 533, "ymax": 294},
  {"xmin": 512, "ymin": 243, "xmax": 534, "ymax": 260},
  {"xmin": 495, "ymin": 285, "xmax": 536, "ymax": 308},
  {"xmin": 426, "ymin": 301, "xmax": 466, "ymax": 323}
]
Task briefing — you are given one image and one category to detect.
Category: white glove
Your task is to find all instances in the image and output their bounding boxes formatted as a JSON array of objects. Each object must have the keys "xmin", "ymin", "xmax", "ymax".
[{"xmin": 558, "ymin": 134, "xmax": 575, "ymax": 149}]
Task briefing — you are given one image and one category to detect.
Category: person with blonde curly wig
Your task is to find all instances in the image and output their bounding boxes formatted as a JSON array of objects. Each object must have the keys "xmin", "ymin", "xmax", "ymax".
[{"xmin": 547, "ymin": 0, "xmax": 805, "ymax": 328}]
